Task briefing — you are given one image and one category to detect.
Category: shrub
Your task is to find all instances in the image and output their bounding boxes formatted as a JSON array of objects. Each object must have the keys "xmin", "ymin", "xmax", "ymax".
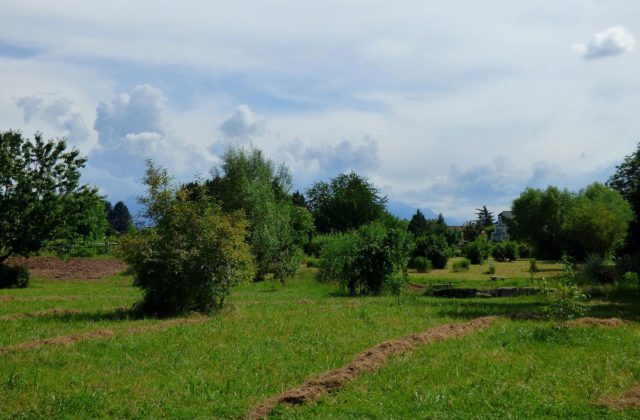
[
  {"xmin": 487, "ymin": 263, "xmax": 496, "ymax": 275},
  {"xmin": 0, "ymin": 264, "xmax": 29, "ymax": 289},
  {"xmin": 492, "ymin": 241, "xmax": 518, "ymax": 262},
  {"xmin": 119, "ymin": 163, "xmax": 254, "ymax": 315},
  {"xmin": 464, "ymin": 238, "xmax": 491, "ymax": 264},
  {"xmin": 414, "ymin": 234, "xmax": 450, "ymax": 269},
  {"xmin": 318, "ymin": 220, "xmax": 413, "ymax": 295},
  {"xmin": 583, "ymin": 254, "xmax": 616, "ymax": 283},
  {"xmin": 413, "ymin": 256, "xmax": 432, "ymax": 273},
  {"xmin": 529, "ymin": 258, "xmax": 538, "ymax": 273},
  {"xmin": 305, "ymin": 256, "xmax": 320, "ymax": 268},
  {"xmin": 546, "ymin": 256, "xmax": 588, "ymax": 321},
  {"xmin": 622, "ymin": 271, "xmax": 639, "ymax": 288},
  {"xmin": 517, "ymin": 242, "xmax": 530, "ymax": 259},
  {"xmin": 615, "ymin": 253, "xmax": 640, "ymax": 276},
  {"xmin": 452, "ymin": 258, "xmax": 470, "ymax": 272}
]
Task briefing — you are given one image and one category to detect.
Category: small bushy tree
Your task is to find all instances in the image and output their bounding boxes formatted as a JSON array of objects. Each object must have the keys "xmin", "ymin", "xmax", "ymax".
[
  {"xmin": 119, "ymin": 162, "xmax": 254, "ymax": 315},
  {"xmin": 464, "ymin": 236, "xmax": 491, "ymax": 264},
  {"xmin": 413, "ymin": 234, "xmax": 450, "ymax": 269},
  {"xmin": 318, "ymin": 220, "xmax": 412, "ymax": 295}
]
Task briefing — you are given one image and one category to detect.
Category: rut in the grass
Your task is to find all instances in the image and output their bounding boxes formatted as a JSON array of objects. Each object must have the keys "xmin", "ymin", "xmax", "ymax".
[
  {"xmin": 0, "ymin": 308, "xmax": 83, "ymax": 321},
  {"xmin": 600, "ymin": 382, "xmax": 640, "ymax": 410},
  {"xmin": 246, "ymin": 316, "xmax": 497, "ymax": 419},
  {"xmin": 0, "ymin": 315, "xmax": 208, "ymax": 355},
  {"xmin": 0, "ymin": 295, "xmax": 82, "ymax": 302},
  {"xmin": 567, "ymin": 317, "xmax": 626, "ymax": 327}
]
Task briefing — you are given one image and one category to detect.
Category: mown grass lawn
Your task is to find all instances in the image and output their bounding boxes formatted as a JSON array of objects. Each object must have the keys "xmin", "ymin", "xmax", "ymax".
[{"xmin": 0, "ymin": 263, "xmax": 638, "ymax": 418}]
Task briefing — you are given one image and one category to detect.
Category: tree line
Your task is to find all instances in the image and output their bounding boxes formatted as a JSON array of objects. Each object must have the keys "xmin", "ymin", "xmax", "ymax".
[{"xmin": 1, "ymin": 130, "xmax": 639, "ymax": 315}]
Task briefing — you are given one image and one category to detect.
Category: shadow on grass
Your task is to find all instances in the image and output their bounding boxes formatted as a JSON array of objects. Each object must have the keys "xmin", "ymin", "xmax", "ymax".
[
  {"xmin": 40, "ymin": 306, "xmax": 174, "ymax": 322},
  {"xmin": 428, "ymin": 299, "xmax": 548, "ymax": 320}
]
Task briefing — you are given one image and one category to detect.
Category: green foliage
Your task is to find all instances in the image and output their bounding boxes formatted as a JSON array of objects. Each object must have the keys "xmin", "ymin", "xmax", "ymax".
[
  {"xmin": 0, "ymin": 264, "xmax": 29, "ymax": 288},
  {"xmin": 475, "ymin": 205, "xmax": 494, "ymax": 227},
  {"xmin": 412, "ymin": 256, "xmax": 432, "ymax": 273},
  {"xmin": 546, "ymin": 256, "xmax": 588, "ymax": 321},
  {"xmin": 492, "ymin": 241, "xmax": 519, "ymax": 262},
  {"xmin": 0, "ymin": 131, "xmax": 92, "ymax": 263},
  {"xmin": 106, "ymin": 201, "xmax": 135, "ymax": 234},
  {"xmin": 529, "ymin": 258, "xmax": 538, "ymax": 273},
  {"xmin": 306, "ymin": 172, "xmax": 387, "ymax": 233},
  {"xmin": 209, "ymin": 146, "xmax": 301, "ymax": 282},
  {"xmin": 517, "ymin": 242, "xmax": 530, "ymax": 258},
  {"xmin": 408, "ymin": 209, "xmax": 429, "ymax": 237},
  {"xmin": 622, "ymin": 271, "xmax": 639, "ymax": 289},
  {"xmin": 564, "ymin": 183, "xmax": 632, "ymax": 259},
  {"xmin": 583, "ymin": 254, "xmax": 616, "ymax": 283},
  {"xmin": 607, "ymin": 142, "xmax": 640, "ymax": 253},
  {"xmin": 452, "ymin": 258, "xmax": 470, "ymax": 272},
  {"xmin": 56, "ymin": 190, "xmax": 109, "ymax": 242},
  {"xmin": 464, "ymin": 237, "xmax": 491, "ymax": 264},
  {"xmin": 413, "ymin": 234, "xmax": 450, "ymax": 269},
  {"xmin": 305, "ymin": 256, "xmax": 319, "ymax": 268},
  {"xmin": 461, "ymin": 220, "xmax": 484, "ymax": 242},
  {"xmin": 511, "ymin": 186, "xmax": 574, "ymax": 259},
  {"xmin": 119, "ymin": 162, "xmax": 254, "ymax": 315},
  {"xmin": 487, "ymin": 263, "xmax": 496, "ymax": 275},
  {"xmin": 318, "ymin": 220, "xmax": 412, "ymax": 295}
]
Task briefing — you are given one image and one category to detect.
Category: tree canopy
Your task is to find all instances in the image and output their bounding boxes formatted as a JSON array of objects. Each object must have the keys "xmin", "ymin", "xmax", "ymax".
[
  {"xmin": 306, "ymin": 172, "xmax": 387, "ymax": 233},
  {"xmin": 607, "ymin": 142, "xmax": 640, "ymax": 254},
  {"xmin": 0, "ymin": 131, "xmax": 94, "ymax": 262}
]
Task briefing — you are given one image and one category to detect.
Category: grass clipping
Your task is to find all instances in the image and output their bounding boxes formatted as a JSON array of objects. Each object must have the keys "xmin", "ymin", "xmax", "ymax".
[
  {"xmin": 246, "ymin": 316, "xmax": 496, "ymax": 419},
  {"xmin": 601, "ymin": 383, "xmax": 640, "ymax": 410}
]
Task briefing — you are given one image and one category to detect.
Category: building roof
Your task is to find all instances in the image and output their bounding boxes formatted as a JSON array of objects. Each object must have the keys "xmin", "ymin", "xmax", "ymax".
[{"xmin": 499, "ymin": 211, "xmax": 513, "ymax": 220}]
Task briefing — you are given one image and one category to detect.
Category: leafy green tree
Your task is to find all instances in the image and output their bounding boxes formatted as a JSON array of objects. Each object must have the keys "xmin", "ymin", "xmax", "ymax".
[
  {"xmin": 413, "ymin": 234, "xmax": 450, "ymax": 269},
  {"xmin": 408, "ymin": 209, "xmax": 429, "ymax": 237},
  {"xmin": 209, "ymin": 147, "xmax": 301, "ymax": 282},
  {"xmin": 564, "ymin": 183, "xmax": 632, "ymax": 258},
  {"xmin": 510, "ymin": 186, "xmax": 574, "ymax": 259},
  {"xmin": 107, "ymin": 201, "xmax": 134, "ymax": 234},
  {"xmin": 306, "ymin": 172, "xmax": 387, "ymax": 233},
  {"xmin": 462, "ymin": 220, "xmax": 484, "ymax": 242},
  {"xmin": 291, "ymin": 190, "xmax": 307, "ymax": 208},
  {"xmin": 475, "ymin": 206, "xmax": 494, "ymax": 227},
  {"xmin": 607, "ymin": 142, "xmax": 640, "ymax": 254},
  {"xmin": 56, "ymin": 191, "xmax": 109, "ymax": 241},
  {"xmin": 464, "ymin": 236, "xmax": 492, "ymax": 264},
  {"xmin": 0, "ymin": 131, "xmax": 91, "ymax": 263},
  {"xmin": 119, "ymin": 161, "xmax": 254, "ymax": 315}
]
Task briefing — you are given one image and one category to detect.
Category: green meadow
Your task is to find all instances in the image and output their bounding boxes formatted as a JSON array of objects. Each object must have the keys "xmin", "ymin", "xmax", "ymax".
[{"xmin": 1, "ymin": 262, "xmax": 639, "ymax": 419}]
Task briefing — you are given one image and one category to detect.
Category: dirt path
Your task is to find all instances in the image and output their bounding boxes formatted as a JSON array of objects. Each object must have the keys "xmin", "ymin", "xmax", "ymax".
[
  {"xmin": 246, "ymin": 316, "xmax": 497, "ymax": 419},
  {"xmin": 0, "ymin": 315, "xmax": 207, "ymax": 356},
  {"xmin": 8, "ymin": 256, "xmax": 126, "ymax": 280},
  {"xmin": 600, "ymin": 382, "xmax": 640, "ymax": 410}
]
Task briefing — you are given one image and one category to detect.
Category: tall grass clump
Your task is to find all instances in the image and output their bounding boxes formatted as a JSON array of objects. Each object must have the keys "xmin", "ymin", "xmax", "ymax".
[{"xmin": 452, "ymin": 258, "xmax": 470, "ymax": 272}]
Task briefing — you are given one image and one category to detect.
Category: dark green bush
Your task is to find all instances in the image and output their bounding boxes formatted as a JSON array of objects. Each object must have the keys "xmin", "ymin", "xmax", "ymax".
[
  {"xmin": 464, "ymin": 238, "xmax": 491, "ymax": 264},
  {"xmin": 583, "ymin": 254, "xmax": 616, "ymax": 283},
  {"xmin": 413, "ymin": 256, "xmax": 432, "ymax": 273},
  {"xmin": 305, "ymin": 256, "xmax": 320, "ymax": 268},
  {"xmin": 452, "ymin": 258, "xmax": 470, "ymax": 272},
  {"xmin": 0, "ymin": 264, "xmax": 29, "ymax": 289},
  {"xmin": 413, "ymin": 234, "xmax": 450, "ymax": 269},
  {"xmin": 318, "ymin": 221, "xmax": 413, "ymax": 295},
  {"xmin": 517, "ymin": 242, "xmax": 530, "ymax": 258},
  {"xmin": 492, "ymin": 241, "xmax": 518, "ymax": 262}
]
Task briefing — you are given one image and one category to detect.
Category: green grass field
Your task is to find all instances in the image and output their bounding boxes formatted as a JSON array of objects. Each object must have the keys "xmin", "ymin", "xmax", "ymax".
[{"xmin": 1, "ymin": 261, "xmax": 639, "ymax": 418}]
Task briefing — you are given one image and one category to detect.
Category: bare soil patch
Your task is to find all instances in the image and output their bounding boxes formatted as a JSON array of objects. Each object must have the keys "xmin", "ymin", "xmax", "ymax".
[
  {"xmin": 600, "ymin": 382, "xmax": 640, "ymax": 410},
  {"xmin": 508, "ymin": 311, "xmax": 546, "ymax": 320},
  {"xmin": 0, "ymin": 315, "xmax": 207, "ymax": 355},
  {"xmin": 246, "ymin": 316, "xmax": 496, "ymax": 419},
  {"xmin": 0, "ymin": 295, "xmax": 82, "ymax": 302},
  {"xmin": 8, "ymin": 256, "xmax": 126, "ymax": 280},
  {"xmin": 0, "ymin": 308, "xmax": 83, "ymax": 321},
  {"xmin": 567, "ymin": 317, "xmax": 626, "ymax": 328}
]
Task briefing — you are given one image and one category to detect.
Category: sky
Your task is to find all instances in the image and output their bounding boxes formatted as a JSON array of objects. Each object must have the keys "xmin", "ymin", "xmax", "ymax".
[{"xmin": 1, "ymin": 1, "xmax": 639, "ymax": 224}]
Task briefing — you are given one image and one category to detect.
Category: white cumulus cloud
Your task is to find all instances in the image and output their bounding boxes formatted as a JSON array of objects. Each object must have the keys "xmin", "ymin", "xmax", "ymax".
[{"xmin": 573, "ymin": 26, "xmax": 635, "ymax": 59}]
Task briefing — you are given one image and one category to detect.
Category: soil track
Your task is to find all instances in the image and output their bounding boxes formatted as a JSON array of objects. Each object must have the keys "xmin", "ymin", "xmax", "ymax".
[
  {"xmin": 601, "ymin": 382, "xmax": 640, "ymax": 410},
  {"xmin": 8, "ymin": 256, "xmax": 126, "ymax": 280},
  {"xmin": 567, "ymin": 317, "xmax": 626, "ymax": 327},
  {"xmin": 0, "ymin": 315, "xmax": 207, "ymax": 356},
  {"xmin": 246, "ymin": 316, "xmax": 496, "ymax": 419},
  {"xmin": 0, "ymin": 308, "xmax": 83, "ymax": 321}
]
